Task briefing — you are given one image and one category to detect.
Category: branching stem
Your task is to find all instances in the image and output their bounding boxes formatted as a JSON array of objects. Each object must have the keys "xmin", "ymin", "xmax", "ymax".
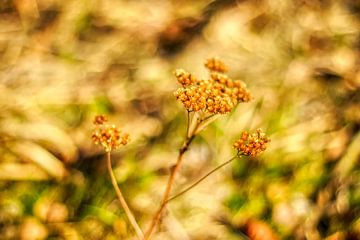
[
  {"xmin": 144, "ymin": 135, "xmax": 195, "ymax": 239},
  {"xmin": 145, "ymin": 113, "xmax": 204, "ymax": 239},
  {"xmin": 145, "ymin": 112, "xmax": 221, "ymax": 239}
]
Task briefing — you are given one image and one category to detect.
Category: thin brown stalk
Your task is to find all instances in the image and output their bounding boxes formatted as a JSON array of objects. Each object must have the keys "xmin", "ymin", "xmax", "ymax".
[
  {"xmin": 145, "ymin": 136, "xmax": 195, "ymax": 240},
  {"xmin": 106, "ymin": 152, "xmax": 145, "ymax": 240},
  {"xmin": 166, "ymin": 155, "xmax": 238, "ymax": 203},
  {"xmin": 145, "ymin": 113, "xmax": 215, "ymax": 239}
]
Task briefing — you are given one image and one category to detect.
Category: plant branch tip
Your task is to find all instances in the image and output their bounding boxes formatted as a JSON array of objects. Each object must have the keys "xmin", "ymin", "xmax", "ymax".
[
  {"xmin": 174, "ymin": 58, "xmax": 251, "ymax": 115},
  {"xmin": 92, "ymin": 115, "xmax": 130, "ymax": 152}
]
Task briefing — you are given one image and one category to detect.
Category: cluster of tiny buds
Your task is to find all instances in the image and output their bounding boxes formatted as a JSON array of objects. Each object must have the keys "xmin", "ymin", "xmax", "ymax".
[
  {"xmin": 93, "ymin": 115, "xmax": 108, "ymax": 125},
  {"xmin": 173, "ymin": 58, "xmax": 251, "ymax": 114},
  {"xmin": 210, "ymin": 72, "xmax": 252, "ymax": 103},
  {"xmin": 205, "ymin": 57, "xmax": 228, "ymax": 73},
  {"xmin": 174, "ymin": 69, "xmax": 197, "ymax": 86},
  {"xmin": 233, "ymin": 129, "xmax": 270, "ymax": 156},
  {"xmin": 92, "ymin": 115, "xmax": 130, "ymax": 152}
]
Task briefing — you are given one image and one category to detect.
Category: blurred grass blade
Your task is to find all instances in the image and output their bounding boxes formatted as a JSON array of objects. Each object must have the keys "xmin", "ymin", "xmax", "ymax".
[
  {"xmin": 334, "ymin": 132, "xmax": 360, "ymax": 180},
  {"xmin": 0, "ymin": 163, "xmax": 49, "ymax": 180},
  {"xmin": 7, "ymin": 122, "xmax": 78, "ymax": 164},
  {"xmin": 11, "ymin": 141, "xmax": 67, "ymax": 180}
]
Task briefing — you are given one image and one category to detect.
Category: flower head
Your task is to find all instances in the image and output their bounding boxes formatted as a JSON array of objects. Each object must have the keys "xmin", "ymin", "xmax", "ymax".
[
  {"xmin": 174, "ymin": 58, "xmax": 251, "ymax": 114},
  {"xmin": 91, "ymin": 115, "xmax": 130, "ymax": 152},
  {"xmin": 233, "ymin": 129, "xmax": 270, "ymax": 156}
]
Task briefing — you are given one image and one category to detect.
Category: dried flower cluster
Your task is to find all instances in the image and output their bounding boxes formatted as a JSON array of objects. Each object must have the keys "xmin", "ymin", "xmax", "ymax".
[
  {"xmin": 233, "ymin": 129, "xmax": 270, "ymax": 156},
  {"xmin": 174, "ymin": 58, "xmax": 251, "ymax": 114},
  {"xmin": 92, "ymin": 115, "xmax": 130, "ymax": 152}
]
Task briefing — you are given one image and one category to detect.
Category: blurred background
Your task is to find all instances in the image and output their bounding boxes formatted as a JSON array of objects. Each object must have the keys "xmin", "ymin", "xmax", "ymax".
[{"xmin": 0, "ymin": 0, "xmax": 359, "ymax": 239}]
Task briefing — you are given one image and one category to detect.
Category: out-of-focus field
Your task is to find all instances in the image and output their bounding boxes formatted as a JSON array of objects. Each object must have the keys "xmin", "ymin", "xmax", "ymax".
[{"xmin": 0, "ymin": 0, "xmax": 359, "ymax": 239}]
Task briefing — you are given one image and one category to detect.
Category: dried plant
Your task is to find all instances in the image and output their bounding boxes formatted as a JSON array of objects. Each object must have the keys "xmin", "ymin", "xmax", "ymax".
[
  {"xmin": 145, "ymin": 58, "xmax": 266, "ymax": 239},
  {"xmin": 91, "ymin": 58, "xmax": 270, "ymax": 240}
]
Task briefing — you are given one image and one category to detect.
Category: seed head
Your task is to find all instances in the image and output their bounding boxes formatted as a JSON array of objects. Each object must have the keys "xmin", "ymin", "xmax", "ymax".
[
  {"xmin": 233, "ymin": 129, "xmax": 270, "ymax": 156},
  {"xmin": 174, "ymin": 58, "xmax": 251, "ymax": 114},
  {"xmin": 92, "ymin": 115, "xmax": 130, "ymax": 152}
]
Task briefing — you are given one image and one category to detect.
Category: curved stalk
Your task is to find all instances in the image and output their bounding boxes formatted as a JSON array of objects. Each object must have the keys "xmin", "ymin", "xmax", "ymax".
[{"xmin": 106, "ymin": 152, "xmax": 145, "ymax": 240}]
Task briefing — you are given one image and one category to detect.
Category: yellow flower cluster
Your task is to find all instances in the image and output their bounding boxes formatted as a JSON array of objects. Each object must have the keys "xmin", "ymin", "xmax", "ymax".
[
  {"xmin": 173, "ymin": 58, "xmax": 251, "ymax": 114},
  {"xmin": 92, "ymin": 115, "xmax": 130, "ymax": 152},
  {"xmin": 233, "ymin": 129, "xmax": 270, "ymax": 156}
]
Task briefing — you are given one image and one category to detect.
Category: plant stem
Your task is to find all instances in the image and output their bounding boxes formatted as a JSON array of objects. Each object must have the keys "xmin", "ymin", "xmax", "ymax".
[
  {"xmin": 145, "ymin": 135, "xmax": 195, "ymax": 240},
  {"xmin": 166, "ymin": 155, "xmax": 238, "ymax": 203},
  {"xmin": 145, "ymin": 113, "xmax": 216, "ymax": 239},
  {"xmin": 106, "ymin": 152, "xmax": 145, "ymax": 240},
  {"xmin": 186, "ymin": 111, "xmax": 190, "ymax": 138}
]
